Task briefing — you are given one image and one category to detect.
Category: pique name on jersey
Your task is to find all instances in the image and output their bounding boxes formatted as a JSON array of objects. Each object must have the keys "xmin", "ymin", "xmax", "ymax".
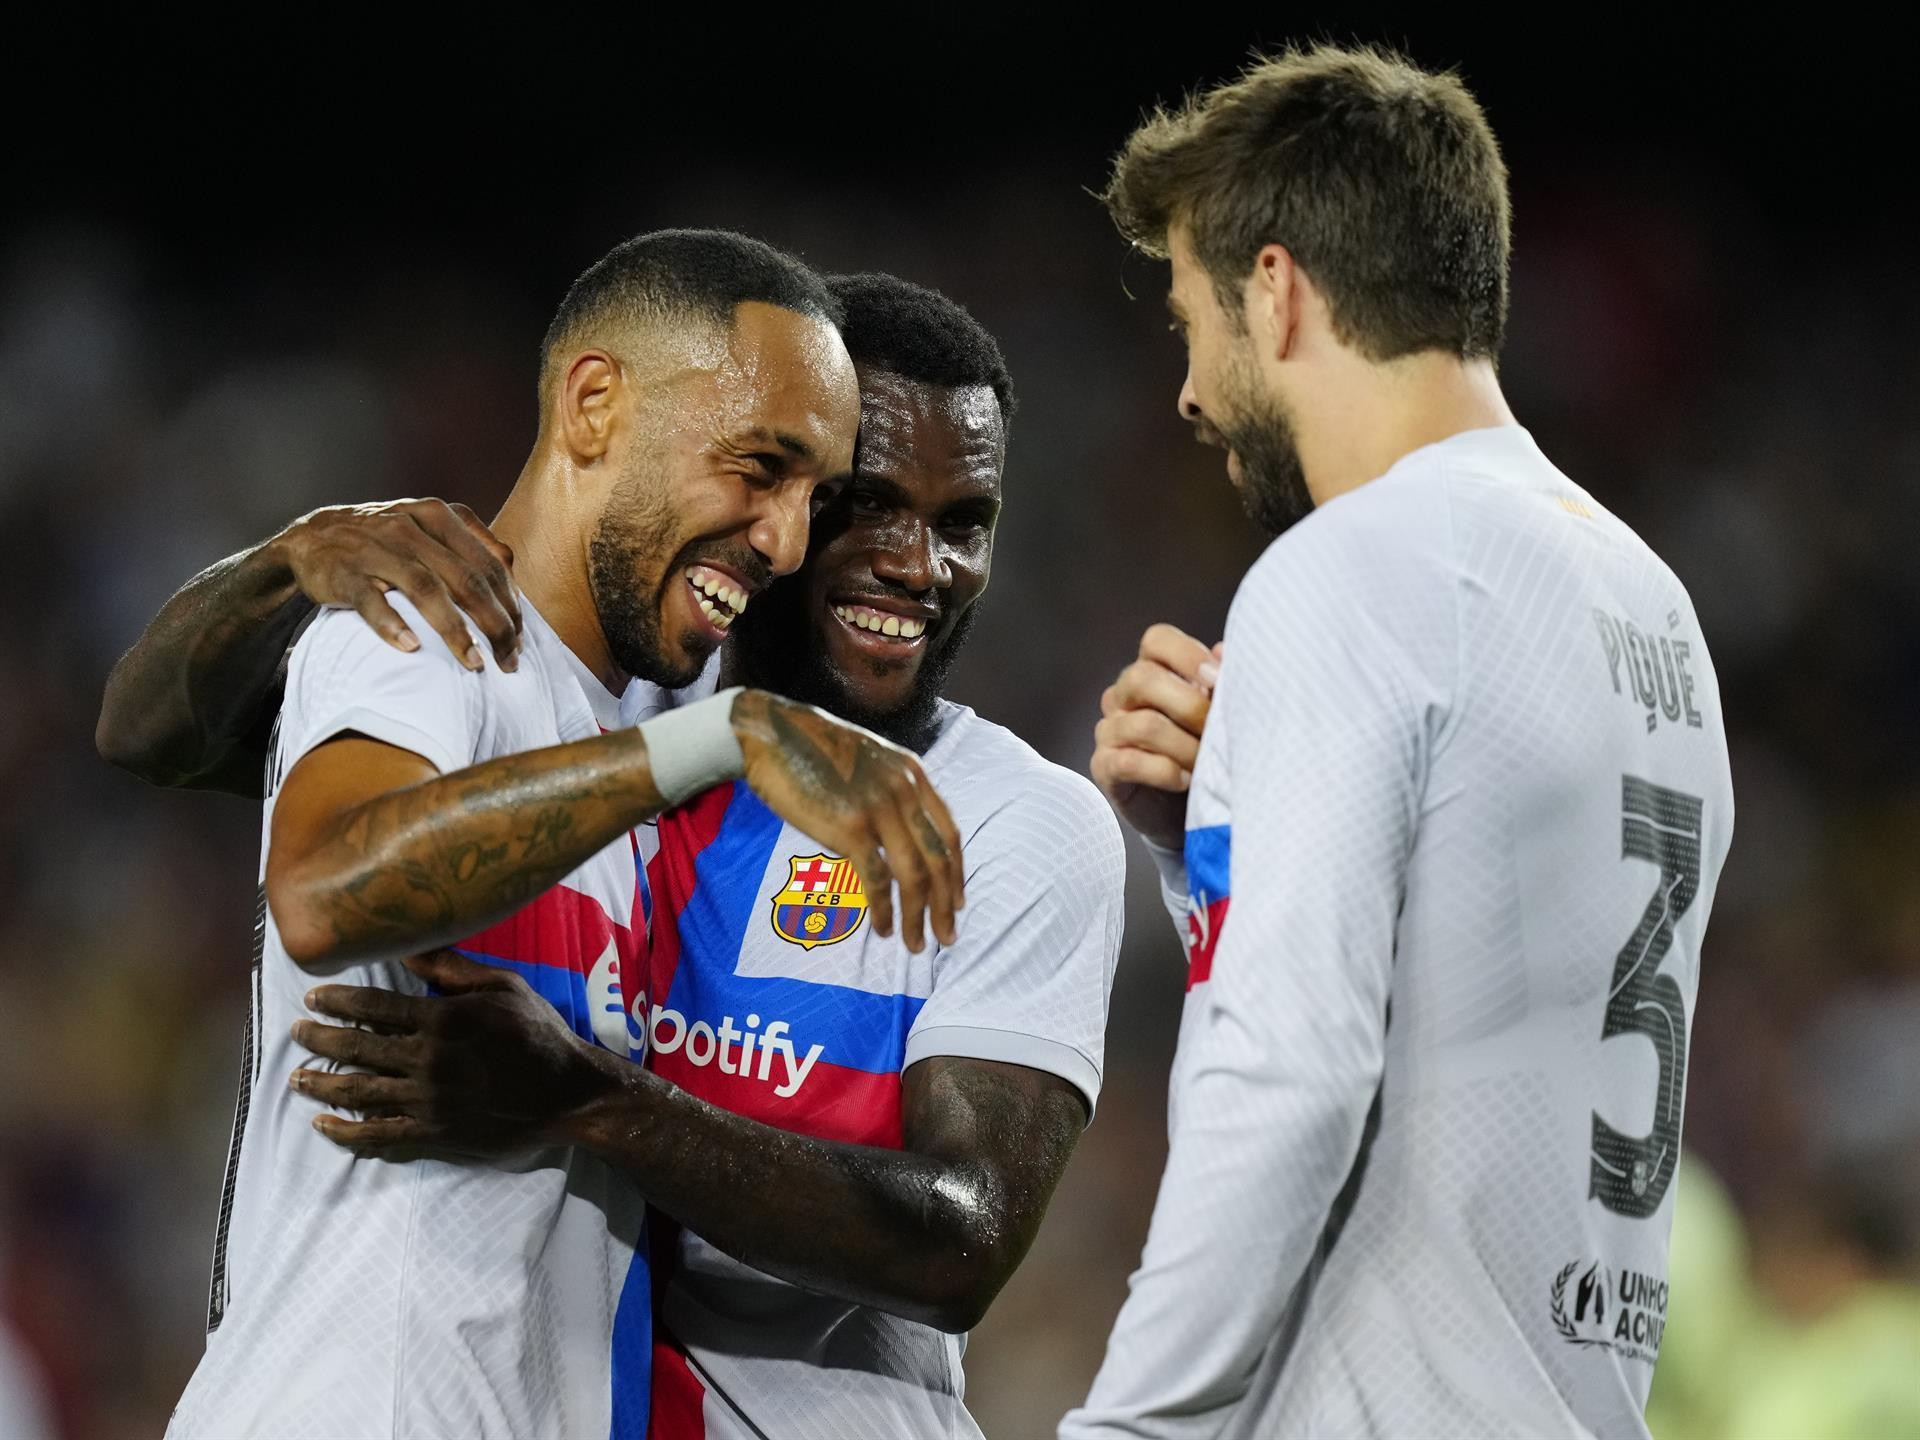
[{"xmin": 1591, "ymin": 607, "xmax": 1705, "ymax": 734}]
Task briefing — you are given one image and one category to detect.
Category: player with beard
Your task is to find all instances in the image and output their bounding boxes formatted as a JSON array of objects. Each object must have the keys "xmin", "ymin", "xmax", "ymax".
[
  {"xmin": 97, "ymin": 232, "xmax": 966, "ymax": 1440},
  {"xmin": 1072, "ymin": 47, "xmax": 1735, "ymax": 1439},
  {"xmin": 102, "ymin": 272, "xmax": 1124, "ymax": 1439}
]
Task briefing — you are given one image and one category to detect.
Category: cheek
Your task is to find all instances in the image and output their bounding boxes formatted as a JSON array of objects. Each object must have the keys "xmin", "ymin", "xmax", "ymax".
[
  {"xmin": 947, "ymin": 542, "xmax": 991, "ymax": 601},
  {"xmin": 805, "ymin": 533, "xmax": 873, "ymax": 595}
]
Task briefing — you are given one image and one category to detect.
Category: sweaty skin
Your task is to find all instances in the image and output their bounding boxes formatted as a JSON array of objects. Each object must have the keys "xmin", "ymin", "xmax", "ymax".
[
  {"xmin": 269, "ymin": 689, "xmax": 961, "ymax": 968},
  {"xmin": 101, "ymin": 359, "xmax": 1086, "ymax": 1335},
  {"xmin": 292, "ymin": 949, "xmax": 1085, "ymax": 1332}
]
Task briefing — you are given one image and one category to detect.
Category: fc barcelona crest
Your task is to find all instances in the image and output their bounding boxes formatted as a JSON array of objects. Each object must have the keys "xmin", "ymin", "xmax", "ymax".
[{"xmin": 771, "ymin": 854, "xmax": 868, "ymax": 950}]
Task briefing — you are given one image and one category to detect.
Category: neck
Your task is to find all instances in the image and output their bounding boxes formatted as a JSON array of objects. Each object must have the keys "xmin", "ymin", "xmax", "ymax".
[
  {"xmin": 719, "ymin": 637, "xmax": 946, "ymax": 754},
  {"xmin": 1299, "ymin": 353, "xmax": 1517, "ymax": 507},
  {"xmin": 492, "ymin": 445, "xmax": 627, "ymax": 694}
]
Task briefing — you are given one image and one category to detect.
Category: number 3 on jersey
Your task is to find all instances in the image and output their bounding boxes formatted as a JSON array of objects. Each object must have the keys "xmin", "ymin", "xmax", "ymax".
[{"xmin": 1591, "ymin": 775, "xmax": 1704, "ymax": 1219}]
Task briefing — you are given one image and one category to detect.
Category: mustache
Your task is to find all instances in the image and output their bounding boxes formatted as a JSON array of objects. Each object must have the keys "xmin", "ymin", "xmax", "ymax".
[
  {"xmin": 669, "ymin": 539, "xmax": 773, "ymax": 593},
  {"xmin": 831, "ymin": 584, "xmax": 941, "ymax": 621},
  {"xmin": 1190, "ymin": 418, "xmax": 1229, "ymax": 451}
]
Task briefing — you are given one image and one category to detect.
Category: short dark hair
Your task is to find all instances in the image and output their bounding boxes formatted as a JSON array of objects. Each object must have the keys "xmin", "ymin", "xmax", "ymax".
[
  {"xmin": 826, "ymin": 272, "xmax": 1017, "ymax": 430},
  {"xmin": 541, "ymin": 228, "xmax": 841, "ymax": 393},
  {"xmin": 1101, "ymin": 45, "xmax": 1510, "ymax": 361}
]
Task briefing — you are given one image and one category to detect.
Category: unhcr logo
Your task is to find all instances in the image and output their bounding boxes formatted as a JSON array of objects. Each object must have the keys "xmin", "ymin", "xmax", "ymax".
[{"xmin": 1550, "ymin": 1258, "xmax": 1667, "ymax": 1365}]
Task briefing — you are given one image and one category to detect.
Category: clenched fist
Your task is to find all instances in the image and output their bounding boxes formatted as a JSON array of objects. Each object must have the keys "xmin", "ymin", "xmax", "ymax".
[{"xmin": 1091, "ymin": 623, "xmax": 1221, "ymax": 853}]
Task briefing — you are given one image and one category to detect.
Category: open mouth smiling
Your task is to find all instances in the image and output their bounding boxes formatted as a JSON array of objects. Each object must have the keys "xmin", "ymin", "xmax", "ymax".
[
  {"xmin": 829, "ymin": 599, "xmax": 932, "ymax": 648},
  {"xmin": 685, "ymin": 562, "xmax": 752, "ymax": 638}
]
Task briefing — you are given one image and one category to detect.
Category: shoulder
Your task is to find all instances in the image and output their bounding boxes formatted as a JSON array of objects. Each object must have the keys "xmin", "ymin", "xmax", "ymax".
[
  {"xmin": 931, "ymin": 706, "xmax": 1124, "ymax": 876},
  {"xmin": 283, "ymin": 593, "xmax": 551, "ymax": 751},
  {"xmin": 1225, "ymin": 443, "xmax": 1480, "ymax": 702},
  {"xmin": 1238, "ymin": 453, "xmax": 1457, "ymax": 620}
]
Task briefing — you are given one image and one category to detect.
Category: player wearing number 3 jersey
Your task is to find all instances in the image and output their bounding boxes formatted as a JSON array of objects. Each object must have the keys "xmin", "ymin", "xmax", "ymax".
[{"xmin": 1074, "ymin": 46, "xmax": 1733, "ymax": 1440}]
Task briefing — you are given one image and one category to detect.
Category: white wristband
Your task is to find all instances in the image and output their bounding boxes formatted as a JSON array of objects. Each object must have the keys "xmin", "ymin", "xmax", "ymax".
[{"xmin": 640, "ymin": 687, "xmax": 746, "ymax": 806}]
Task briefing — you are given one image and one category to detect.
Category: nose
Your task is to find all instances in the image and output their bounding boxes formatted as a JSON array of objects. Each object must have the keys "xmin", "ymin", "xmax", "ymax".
[
  {"xmin": 1178, "ymin": 368, "xmax": 1203, "ymax": 423},
  {"xmin": 747, "ymin": 485, "xmax": 811, "ymax": 578},
  {"xmin": 871, "ymin": 518, "xmax": 948, "ymax": 593}
]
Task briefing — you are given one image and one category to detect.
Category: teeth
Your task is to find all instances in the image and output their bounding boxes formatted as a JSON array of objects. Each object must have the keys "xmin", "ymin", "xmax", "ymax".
[
  {"xmin": 688, "ymin": 568, "xmax": 750, "ymax": 622},
  {"xmin": 832, "ymin": 605, "xmax": 930, "ymax": 640},
  {"xmin": 697, "ymin": 596, "xmax": 732, "ymax": 631}
]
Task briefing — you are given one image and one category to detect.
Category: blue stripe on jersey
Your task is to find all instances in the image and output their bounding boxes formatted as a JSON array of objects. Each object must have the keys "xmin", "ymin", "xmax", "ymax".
[
  {"xmin": 669, "ymin": 784, "xmax": 929, "ymax": 1075},
  {"xmin": 451, "ymin": 948, "xmax": 594, "ymax": 1043},
  {"xmin": 607, "ymin": 1226, "xmax": 651, "ymax": 1440},
  {"xmin": 1185, "ymin": 824, "xmax": 1232, "ymax": 900}
]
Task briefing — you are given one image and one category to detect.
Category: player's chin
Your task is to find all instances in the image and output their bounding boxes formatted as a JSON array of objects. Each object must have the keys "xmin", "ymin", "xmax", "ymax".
[
  {"xmin": 820, "ymin": 623, "xmax": 919, "ymax": 708},
  {"xmin": 649, "ymin": 618, "xmax": 723, "ymax": 689}
]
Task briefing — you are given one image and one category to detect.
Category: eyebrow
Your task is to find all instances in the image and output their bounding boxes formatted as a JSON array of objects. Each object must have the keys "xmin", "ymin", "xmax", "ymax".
[
  {"xmin": 740, "ymin": 426, "xmax": 816, "ymax": 462},
  {"xmin": 854, "ymin": 470, "xmax": 1001, "ymax": 510}
]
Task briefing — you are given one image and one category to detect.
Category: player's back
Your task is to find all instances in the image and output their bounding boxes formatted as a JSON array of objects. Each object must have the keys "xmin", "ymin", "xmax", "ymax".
[
  {"xmin": 167, "ymin": 596, "xmax": 651, "ymax": 1440},
  {"xmin": 1241, "ymin": 427, "xmax": 1734, "ymax": 1437}
]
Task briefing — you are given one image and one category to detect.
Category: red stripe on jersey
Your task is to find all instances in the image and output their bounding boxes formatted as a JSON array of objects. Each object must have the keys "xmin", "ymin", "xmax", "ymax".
[
  {"xmin": 650, "ymin": 1335, "xmax": 707, "ymax": 1440},
  {"xmin": 1185, "ymin": 895, "xmax": 1231, "ymax": 990},
  {"xmin": 638, "ymin": 787, "xmax": 736, "ymax": 1013},
  {"xmin": 462, "ymin": 882, "xmax": 640, "ymax": 976},
  {"xmin": 650, "ymin": 1051, "xmax": 904, "ymax": 1149}
]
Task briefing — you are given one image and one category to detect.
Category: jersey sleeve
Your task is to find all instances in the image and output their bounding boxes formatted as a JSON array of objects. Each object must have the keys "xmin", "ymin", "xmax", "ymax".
[
  {"xmin": 902, "ymin": 768, "xmax": 1125, "ymax": 1118},
  {"xmin": 280, "ymin": 594, "xmax": 487, "ymax": 776},
  {"xmin": 1064, "ymin": 519, "xmax": 1447, "ymax": 1437}
]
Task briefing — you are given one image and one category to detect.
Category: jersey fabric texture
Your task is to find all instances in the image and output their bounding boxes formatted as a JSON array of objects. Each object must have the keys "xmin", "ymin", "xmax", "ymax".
[
  {"xmin": 633, "ymin": 698, "xmax": 1125, "ymax": 1440},
  {"xmin": 167, "ymin": 595, "xmax": 652, "ymax": 1440},
  {"xmin": 1064, "ymin": 427, "xmax": 1735, "ymax": 1440}
]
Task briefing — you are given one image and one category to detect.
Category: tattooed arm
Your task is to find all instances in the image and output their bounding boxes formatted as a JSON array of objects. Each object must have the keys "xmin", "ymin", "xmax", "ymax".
[
  {"xmin": 293, "ymin": 951, "xmax": 1086, "ymax": 1331},
  {"xmin": 97, "ymin": 500, "xmax": 522, "ymax": 796},
  {"xmin": 269, "ymin": 689, "xmax": 965, "ymax": 970}
]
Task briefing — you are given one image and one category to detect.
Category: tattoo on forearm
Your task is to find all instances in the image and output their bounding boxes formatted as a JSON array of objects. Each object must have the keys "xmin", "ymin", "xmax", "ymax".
[
  {"xmin": 101, "ymin": 546, "xmax": 312, "ymax": 790},
  {"xmin": 308, "ymin": 733, "xmax": 663, "ymax": 957}
]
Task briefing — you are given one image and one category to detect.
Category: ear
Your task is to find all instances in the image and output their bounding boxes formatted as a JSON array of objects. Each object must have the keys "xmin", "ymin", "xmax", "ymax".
[
  {"xmin": 1246, "ymin": 244, "xmax": 1297, "ymax": 361},
  {"xmin": 557, "ymin": 350, "xmax": 622, "ymax": 463}
]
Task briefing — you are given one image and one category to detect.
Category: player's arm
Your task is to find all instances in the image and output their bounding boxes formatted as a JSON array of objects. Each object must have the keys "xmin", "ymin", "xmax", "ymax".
[
  {"xmin": 272, "ymin": 688, "xmax": 966, "ymax": 968},
  {"xmin": 1091, "ymin": 623, "xmax": 1218, "ymax": 928},
  {"xmin": 291, "ymin": 948, "xmax": 1084, "ymax": 1333},
  {"xmin": 1062, "ymin": 561, "xmax": 1426, "ymax": 1438},
  {"xmin": 96, "ymin": 499, "xmax": 522, "ymax": 795}
]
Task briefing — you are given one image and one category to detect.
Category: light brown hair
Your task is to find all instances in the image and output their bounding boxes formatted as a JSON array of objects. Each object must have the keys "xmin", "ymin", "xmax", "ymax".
[{"xmin": 1102, "ymin": 45, "xmax": 1511, "ymax": 360}]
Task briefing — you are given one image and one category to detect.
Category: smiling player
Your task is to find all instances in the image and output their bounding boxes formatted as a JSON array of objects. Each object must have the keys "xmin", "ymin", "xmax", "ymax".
[
  {"xmin": 96, "ymin": 233, "xmax": 967, "ymax": 1439},
  {"xmin": 101, "ymin": 270, "xmax": 1123, "ymax": 1439}
]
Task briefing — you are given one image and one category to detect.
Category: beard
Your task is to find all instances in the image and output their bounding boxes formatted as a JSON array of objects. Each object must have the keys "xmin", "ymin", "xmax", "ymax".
[
  {"xmin": 587, "ymin": 457, "xmax": 766, "ymax": 690},
  {"xmin": 1212, "ymin": 344, "xmax": 1316, "ymax": 539},
  {"xmin": 727, "ymin": 586, "xmax": 979, "ymax": 754}
]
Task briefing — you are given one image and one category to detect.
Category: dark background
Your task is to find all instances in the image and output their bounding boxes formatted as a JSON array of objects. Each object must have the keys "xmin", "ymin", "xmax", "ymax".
[{"xmin": 2, "ymin": 19, "xmax": 1916, "ymax": 1437}]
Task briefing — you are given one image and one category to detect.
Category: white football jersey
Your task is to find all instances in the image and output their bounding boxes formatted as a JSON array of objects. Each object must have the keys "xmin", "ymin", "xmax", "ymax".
[
  {"xmin": 638, "ymin": 699, "xmax": 1125, "ymax": 1439},
  {"xmin": 1065, "ymin": 427, "xmax": 1734, "ymax": 1439},
  {"xmin": 168, "ymin": 595, "xmax": 653, "ymax": 1440}
]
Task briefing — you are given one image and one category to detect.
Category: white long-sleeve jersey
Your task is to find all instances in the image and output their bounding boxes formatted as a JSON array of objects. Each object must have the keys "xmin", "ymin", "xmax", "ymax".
[{"xmin": 1064, "ymin": 426, "xmax": 1734, "ymax": 1440}]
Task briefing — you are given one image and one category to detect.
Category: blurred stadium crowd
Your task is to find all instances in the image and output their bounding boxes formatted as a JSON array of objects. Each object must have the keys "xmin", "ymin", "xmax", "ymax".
[{"xmin": 2, "ymin": 38, "xmax": 1917, "ymax": 1440}]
